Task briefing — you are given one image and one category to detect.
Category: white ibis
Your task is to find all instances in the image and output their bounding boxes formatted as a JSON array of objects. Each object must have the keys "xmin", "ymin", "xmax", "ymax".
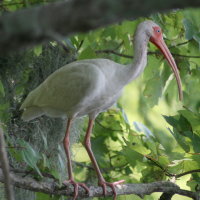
[{"xmin": 20, "ymin": 20, "xmax": 183, "ymax": 199}]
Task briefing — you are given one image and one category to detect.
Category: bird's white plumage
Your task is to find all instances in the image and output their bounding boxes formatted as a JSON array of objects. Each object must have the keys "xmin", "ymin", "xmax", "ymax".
[
  {"xmin": 20, "ymin": 59, "xmax": 127, "ymax": 120},
  {"xmin": 21, "ymin": 21, "xmax": 168, "ymax": 121}
]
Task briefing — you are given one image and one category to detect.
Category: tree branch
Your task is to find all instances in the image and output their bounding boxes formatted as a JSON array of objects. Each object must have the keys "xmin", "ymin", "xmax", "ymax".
[
  {"xmin": 0, "ymin": 128, "xmax": 14, "ymax": 200},
  {"xmin": 159, "ymin": 192, "xmax": 174, "ymax": 200},
  {"xmin": 176, "ymin": 169, "xmax": 200, "ymax": 179},
  {"xmin": 1, "ymin": 0, "xmax": 200, "ymax": 53},
  {"xmin": 96, "ymin": 49, "xmax": 133, "ymax": 59},
  {"xmin": 0, "ymin": 168, "xmax": 199, "ymax": 199},
  {"xmin": 146, "ymin": 155, "xmax": 200, "ymax": 180},
  {"xmin": 96, "ymin": 48, "xmax": 200, "ymax": 59}
]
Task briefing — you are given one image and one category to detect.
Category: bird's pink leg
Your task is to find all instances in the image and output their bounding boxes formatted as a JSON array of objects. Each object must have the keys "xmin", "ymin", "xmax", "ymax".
[
  {"xmin": 84, "ymin": 119, "xmax": 125, "ymax": 200},
  {"xmin": 63, "ymin": 119, "xmax": 89, "ymax": 199}
]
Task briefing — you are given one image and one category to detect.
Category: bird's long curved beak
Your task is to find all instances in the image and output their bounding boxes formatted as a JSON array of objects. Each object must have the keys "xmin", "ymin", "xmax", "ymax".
[{"xmin": 150, "ymin": 37, "xmax": 183, "ymax": 101}]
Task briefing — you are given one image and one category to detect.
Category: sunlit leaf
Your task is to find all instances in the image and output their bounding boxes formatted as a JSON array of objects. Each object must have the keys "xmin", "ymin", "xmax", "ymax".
[
  {"xmin": 143, "ymin": 74, "xmax": 163, "ymax": 107},
  {"xmin": 78, "ymin": 46, "xmax": 97, "ymax": 60}
]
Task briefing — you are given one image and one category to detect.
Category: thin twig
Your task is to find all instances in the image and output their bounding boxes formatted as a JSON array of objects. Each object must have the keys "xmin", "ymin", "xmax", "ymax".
[
  {"xmin": 95, "ymin": 49, "xmax": 133, "ymax": 59},
  {"xmin": 96, "ymin": 40, "xmax": 200, "ymax": 59},
  {"xmin": 169, "ymin": 41, "xmax": 190, "ymax": 49},
  {"xmin": 113, "ymin": 41, "xmax": 124, "ymax": 50},
  {"xmin": 56, "ymin": 40, "xmax": 70, "ymax": 54},
  {"xmin": 175, "ymin": 169, "xmax": 200, "ymax": 179},
  {"xmin": 76, "ymin": 40, "xmax": 84, "ymax": 52},
  {"xmin": 46, "ymin": 31, "xmax": 70, "ymax": 54},
  {"xmin": 145, "ymin": 155, "xmax": 173, "ymax": 177},
  {"xmin": 6, "ymin": 146, "xmax": 25, "ymax": 149},
  {"xmin": 0, "ymin": 127, "xmax": 14, "ymax": 200},
  {"xmin": 187, "ymin": 152, "xmax": 200, "ymax": 155},
  {"xmin": 73, "ymin": 161, "xmax": 94, "ymax": 171},
  {"xmin": 10, "ymin": 168, "xmax": 58, "ymax": 181},
  {"xmin": 74, "ymin": 159, "xmax": 128, "ymax": 174},
  {"xmin": 146, "ymin": 155, "xmax": 200, "ymax": 180},
  {"xmin": 166, "ymin": 53, "xmax": 200, "ymax": 59}
]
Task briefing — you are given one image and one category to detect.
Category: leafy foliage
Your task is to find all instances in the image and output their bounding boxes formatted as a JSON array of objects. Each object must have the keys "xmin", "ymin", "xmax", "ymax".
[{"xmin": 0, "ymin": 2, "xmax": 200, "ymax": 200}]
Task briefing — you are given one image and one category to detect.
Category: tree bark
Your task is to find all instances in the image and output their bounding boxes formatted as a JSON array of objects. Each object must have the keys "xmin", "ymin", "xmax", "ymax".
[
  {"xmin": 0, "ymin": 168, "xmax": 199, "ymax": 199},
  {"xmin": 0, "ymin": 128, "xmax": 14, "ymax": 200},
  {"xmin": 0, "ymin": 0, "xmax": 200, "ymax": 53}
]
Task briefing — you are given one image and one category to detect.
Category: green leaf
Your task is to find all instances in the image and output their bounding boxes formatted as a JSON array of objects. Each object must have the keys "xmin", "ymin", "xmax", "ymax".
[
  {"xmin": 167, "ymin": 128, "xmax": 190, "ymax": 152},
  {"xmin": 122, "ymin": 146, "xmax": 144, "ymax": 167},
  {"xmin": 78, "ymin": 47, "xmax": 97, "ymax": 60},
  {"xmin": 92, "ymin": 136, "xmax": 108, "ymax": 168},
  {"xmin": 101, "ymin": 26, "xmax": 116, "ymax": 39},
  {"xmin": 183, "ymin": 131, "xmax": 200, "ymax": 153},
  {"xmin": 143, "ymin": 55, "xmax": 161, "ymax": 80},
  {"xmin": 187, "ymin": 173, "xmax": 200, "ymax": 191},
  {"xmin": 193, "ymin": 33, "xmax": 200, "ymax": 49},
  {"xmin": 163, "ymin": 114, "xmax": 192, "ymax": 132},
  {"xmin": 36, "ymin": 193, "xmax": 60, "ymax": 200},
  {"xmin": 183, "ymin": 18, "xmax": 196, "ymax": 40},
  {"xmin": 178, "ymin": 110, "xmax": 200, "ymax": 131},
  {"xmin": 19, "ymin": 140, "xmax": 42, "ymax": 176},
  {"xmin": 0, "ymin": 80, "xmax": 5, "ymax": 97},
  {"xmin": 141, "ymin": 165, "xmax": 164, "ymax": 182},
  {"xmin": 34, "ymin": 45, "xmax": 42, "ymax": 56},
  {"xmin": 143, "ymin": 74, "xmax": 163, "ymax": 107},
  {"xmin": 183, "ymin": 9, "xmax": 200, "ymax": 42}
]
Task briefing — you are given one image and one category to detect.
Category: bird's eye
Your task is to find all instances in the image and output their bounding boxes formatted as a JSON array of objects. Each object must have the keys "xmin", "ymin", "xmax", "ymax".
[{"xmin": 157, "ymin": 30, "xmax": 160, "ymax": 33}]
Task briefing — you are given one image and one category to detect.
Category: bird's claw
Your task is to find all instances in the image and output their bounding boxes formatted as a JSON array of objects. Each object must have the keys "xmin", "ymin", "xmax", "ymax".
[
  {"xmin": 98, "ymin": 179, "xmax": 125, "ymax": 200},
  {"xmin": 63, "ymin": 179, "xmax": 89, "ymax": 200}
]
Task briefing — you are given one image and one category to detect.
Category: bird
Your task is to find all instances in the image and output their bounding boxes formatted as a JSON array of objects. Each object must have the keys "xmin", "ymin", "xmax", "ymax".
[{"xmin": 20, "ymin": 20, "xmax": 183, "ymax": 200}]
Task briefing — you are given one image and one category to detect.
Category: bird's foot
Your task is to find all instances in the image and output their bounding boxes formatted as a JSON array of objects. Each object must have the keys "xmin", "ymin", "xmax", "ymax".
[
  {"xmin": 63, "ymin": 179, "xmax": 89, "ymax": 200},
  {"xmin": 98, "ymin": 179, "xmax": 125, "ymax": 200}
]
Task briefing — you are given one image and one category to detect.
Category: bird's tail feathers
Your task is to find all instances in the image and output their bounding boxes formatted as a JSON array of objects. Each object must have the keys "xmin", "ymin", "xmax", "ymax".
[{"xmin": 21, "ymin": 107, "xmax": 43, "ymax": 121}]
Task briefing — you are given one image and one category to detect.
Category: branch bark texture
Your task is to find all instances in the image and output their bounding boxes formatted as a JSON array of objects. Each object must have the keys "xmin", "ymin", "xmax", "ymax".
[
  {"xmin": 0, "ymin": 168, "xmax": 199, "ymax": 199},
  {"xmin": 0, "ymin": 0, "xmax": 200, "ymax": 53},
  {"xmin": 0, "ymin": 128, "xmax": 14, "ymax": 200}
]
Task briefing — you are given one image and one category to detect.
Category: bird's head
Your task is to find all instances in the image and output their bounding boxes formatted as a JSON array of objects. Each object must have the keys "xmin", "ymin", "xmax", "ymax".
[{"xmin": 138, "ymin": 20, "xmax": 183, "ymax": 101}]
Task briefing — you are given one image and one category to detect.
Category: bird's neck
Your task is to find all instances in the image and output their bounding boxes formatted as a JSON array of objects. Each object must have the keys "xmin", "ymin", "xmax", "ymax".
[{"xmin": 126, "ymin": 31, "xmax": 149, "ymax": 83}]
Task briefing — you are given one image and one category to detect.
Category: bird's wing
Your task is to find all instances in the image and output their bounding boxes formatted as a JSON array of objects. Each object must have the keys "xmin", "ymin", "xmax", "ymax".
[{"xmin": 20, "ymin": 62, "xmax": 105, "ymax": 115}]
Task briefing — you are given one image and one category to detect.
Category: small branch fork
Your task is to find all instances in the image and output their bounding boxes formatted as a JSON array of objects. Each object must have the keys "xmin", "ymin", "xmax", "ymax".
[
  {"xmin": 0, "ymin": 168, "xmax": 199, "ymax": 199},
  {"xmin": 145, "ymin": 155, "xmax": 200, "ymax": 179}
]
